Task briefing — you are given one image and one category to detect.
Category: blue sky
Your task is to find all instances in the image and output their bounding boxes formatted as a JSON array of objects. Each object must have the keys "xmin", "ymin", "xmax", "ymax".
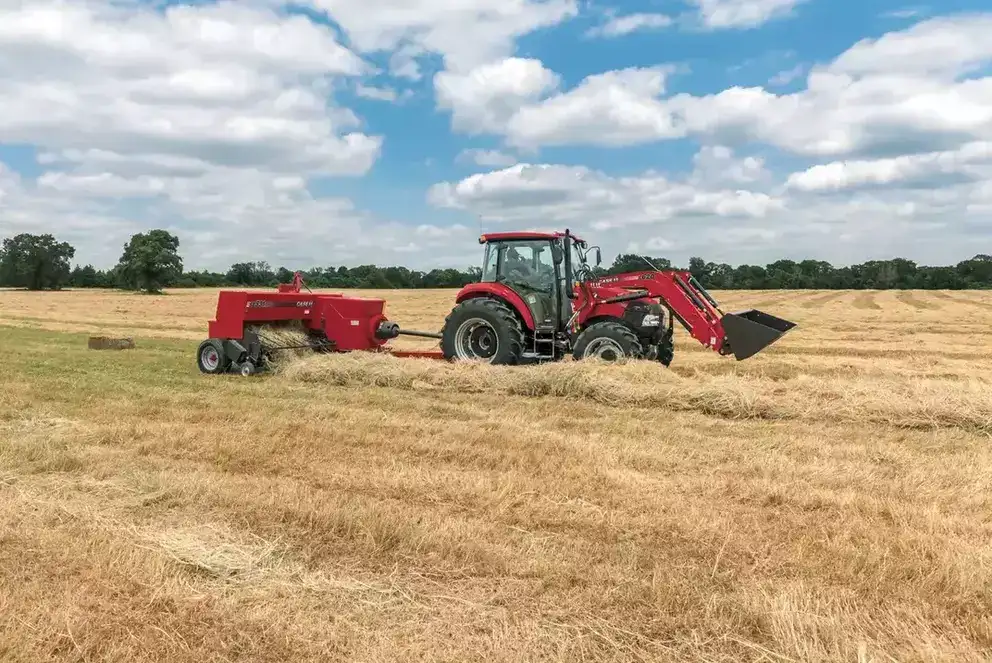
[{"xmin": 0, "ymin": 0, "xmax": 990, "ymax": 271}]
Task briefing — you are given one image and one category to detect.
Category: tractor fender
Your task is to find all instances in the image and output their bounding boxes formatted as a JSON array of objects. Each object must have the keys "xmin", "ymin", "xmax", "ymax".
[
  {"xmin": 575, "ymin": 301, "xmax": 630, "ymax": 328},
  {"xmin": 575, "ymin": 313, "xmax": 630, "ymax": 333},
  {"xmin": 454, "ymin": 283, "xmax": 536, "ymax": 331}
]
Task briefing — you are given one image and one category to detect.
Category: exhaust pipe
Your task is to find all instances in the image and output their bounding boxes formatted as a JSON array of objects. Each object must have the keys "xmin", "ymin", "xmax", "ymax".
[{"xmin": 720, "ymin": 309, "xmax": 797, "ymax": 360}]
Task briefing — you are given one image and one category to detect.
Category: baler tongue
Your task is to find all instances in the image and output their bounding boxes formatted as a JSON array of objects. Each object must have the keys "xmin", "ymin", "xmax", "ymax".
[{"xmin": 720, "ymin": 309, "xmax": 797, "ymax": 360}]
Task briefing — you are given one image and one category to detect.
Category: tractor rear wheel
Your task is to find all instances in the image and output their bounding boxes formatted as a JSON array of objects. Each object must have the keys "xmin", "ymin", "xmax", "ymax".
[
  {"xmin": 441, "ymin": 298, "xmax": 525, "ymax": 364},
  {"xmin": 572, "ymin": 321, "xmax": 644, "ymax": 362}
]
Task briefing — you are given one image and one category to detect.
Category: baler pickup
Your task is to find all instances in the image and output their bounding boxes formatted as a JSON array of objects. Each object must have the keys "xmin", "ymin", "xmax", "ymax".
[{"xmin": 720, "ymin": 309, "xmax": 797, "ymax": 361}]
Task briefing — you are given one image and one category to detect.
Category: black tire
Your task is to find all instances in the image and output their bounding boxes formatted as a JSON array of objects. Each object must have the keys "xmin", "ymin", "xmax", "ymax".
[
  {"xmin": 572, "ymin": 320, "xmax": 644, "ymax": 361},
  {"xmin": 656, "ymin": 332, "xmax": 675, "ymax": 367},
  {"xmin": 441, "ymin": 298, "xmax": 525, "ymax": 364},
  {"xmin": 197, "ymin": 339, "xmax": 229, "ymax": 374}
]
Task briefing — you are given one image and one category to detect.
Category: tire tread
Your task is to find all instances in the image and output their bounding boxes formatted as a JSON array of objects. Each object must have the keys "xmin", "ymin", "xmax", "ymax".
[
  {"xmin": 441, "ymin": 296, "xmax": 526, "ymax": 364},
  {"xmin": 573, "ymin": 320, "xmax": 644, "ymax": 360}
]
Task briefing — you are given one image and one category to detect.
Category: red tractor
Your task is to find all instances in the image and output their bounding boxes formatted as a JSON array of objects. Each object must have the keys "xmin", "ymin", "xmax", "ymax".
[
  {"xmin": 437, "ymin": 229, "xmax": 796, "ymax": 366},
  {"xmin": 196, "ymin": 228, "xmax": 795, "ymax": 375}
]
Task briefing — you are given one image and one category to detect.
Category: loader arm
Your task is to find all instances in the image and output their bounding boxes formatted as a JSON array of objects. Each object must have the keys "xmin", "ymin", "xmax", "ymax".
[{"xmin": 588, "ymin": 270, "xmax": 797, "ymax": 360}]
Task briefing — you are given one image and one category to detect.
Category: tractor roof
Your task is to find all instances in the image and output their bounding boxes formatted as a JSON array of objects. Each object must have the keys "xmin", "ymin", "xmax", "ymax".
[{"xmin": 478, "ymin": 231, "xmax": 586, "ymax": 244}]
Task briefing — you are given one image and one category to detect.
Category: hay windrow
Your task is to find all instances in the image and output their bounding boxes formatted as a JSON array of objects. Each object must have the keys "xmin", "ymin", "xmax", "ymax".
[{"xmin": 277, "ymin": 353, "xmax": 992, "ymax": 434}]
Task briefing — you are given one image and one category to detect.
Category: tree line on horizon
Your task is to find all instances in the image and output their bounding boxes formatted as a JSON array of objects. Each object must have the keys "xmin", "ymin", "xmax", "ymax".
[{"xmin": 1, "ymin": 230, "xmax": 991, "ymax": 293}]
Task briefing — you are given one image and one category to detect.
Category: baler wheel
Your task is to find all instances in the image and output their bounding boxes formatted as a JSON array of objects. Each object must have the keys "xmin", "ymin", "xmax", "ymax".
[
  {"xmin": 197, "ymin": 339, "xmax": 229, "ymax": 374},
  {"xmin": 572, "ymin": 321, "xmax": 644, "ymax": 362},
  {"xmin": 441, "ymin": 298, "xmax": 525, "ymax": 364}
]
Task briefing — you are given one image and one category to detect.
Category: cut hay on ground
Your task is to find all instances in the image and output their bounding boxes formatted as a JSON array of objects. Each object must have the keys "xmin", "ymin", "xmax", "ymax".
[{"xmin": 277, "ymin": 352, "xmax": 992, "ymax": 434}]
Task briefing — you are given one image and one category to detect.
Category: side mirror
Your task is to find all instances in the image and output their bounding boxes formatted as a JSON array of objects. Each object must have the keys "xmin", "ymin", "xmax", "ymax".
[
  {"xmin": 551, "ymin": 245, "xmax": 563, "ymax": 264},
  {"xmin": 595, "ymin": 248, "xmax": 602, "ymax": 266}
]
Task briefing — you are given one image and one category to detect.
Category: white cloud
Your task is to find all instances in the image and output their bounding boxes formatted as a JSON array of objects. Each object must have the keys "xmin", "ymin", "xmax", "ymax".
[
  {"xmin": 355, "ymin": 83, "xmax": 411, "ymax": 102},
  {"xmin": 786, "ymin": 141, "xmax": 992, "ymax": 192},
  {"xmin": 426, "ymin": 158, "xmax": 794, "ymax": 263},
  {"xmin": 768, "ymin": 63, "xmax": 805, "ymax": 86},
  {"xmin": 687, "ymin": 0, "xmax": 808, "ymax": 29},
  {"xmin": 690, "ymin": 145, "xmax": 771, "ymax": 186},
  {"xmin": 435, "ymin": 57, "xmax": 561, "ymax": 134},
  {"xmin": 0, "ymin": 0, "xmax": 483, "ymax": 271},
  {"xmin": 0, "ymin": 159, "xmax": 477, "ymax": 270},
  {"xmin": 441, "ymin": 13, "xmax": 992, "ymax": 160},
  {"xmin": 0, "ymin": 0, "xmax": 381, "ymax": 177},
  {"xmin": 584, "ymin": 12, "xmax": 672, "ymax": 38},
  {"xmin": 829, "ymin": 13, "xmax": 992, "ymax": 77},
  {"xmin": 504, "ymin": 66, "xmax": 680, "ymax": 148},
  {"xmin": 882, "ymin": 7, "xmax": 927, "ymax": 20},
  {"xmin": 457, "ymin": 148, "xmax": 519, "ymax": 167},
  {"xmin": 428, "ymin": 155, "xmax": 786, "ymax": 230},
  {"xmin": 302, "ymin": 0, "xmax": 579, "ymax": 73},
  {"xmin": 426, "ymin": 145, "xmax": 992, "ymax": 266}
]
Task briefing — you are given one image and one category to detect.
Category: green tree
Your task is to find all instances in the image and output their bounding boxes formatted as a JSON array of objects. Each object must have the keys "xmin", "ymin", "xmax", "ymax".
[
  {"xmin": 116, "ymin": 230, "xmax": 183, "ymax": 293},
  {"xmin": 0, "ymin": 233, "xmax": 75, "ymax": 290}
]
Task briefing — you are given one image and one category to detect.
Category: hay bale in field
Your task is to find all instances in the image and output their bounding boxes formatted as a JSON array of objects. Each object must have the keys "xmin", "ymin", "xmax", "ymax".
[{"xmin": 87, "ymin": 336, "xmax": 136, "ymax": 350}]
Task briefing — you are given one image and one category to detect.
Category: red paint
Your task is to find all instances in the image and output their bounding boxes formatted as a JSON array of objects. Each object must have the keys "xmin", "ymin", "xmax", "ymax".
[
  {"xmin": 277, "ymin": 272, "xmax": 304, "ymax": 293},
  {"xmin": 478, "ymin": 231, "xmax": 585, "ymax": 244},
  {"xmin": 454, "ymin": 282, "xmax": 537, "ymax": 330},
  {"xmin": 579, "ymin": 270, "xmax": 727, "ymax": 351},
  {"xmin": 208, "ymin": 284, "xmax": 392, "ymax": 352},
  {"xmin": 450, "ymin": 269, "xmax": 729, "ymax": 352}
]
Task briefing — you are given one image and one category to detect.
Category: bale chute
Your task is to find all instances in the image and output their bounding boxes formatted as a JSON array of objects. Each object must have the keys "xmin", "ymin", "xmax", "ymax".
[{"xmin": 720, "ymin": 309, "xmax": 797, "ymax": 360}]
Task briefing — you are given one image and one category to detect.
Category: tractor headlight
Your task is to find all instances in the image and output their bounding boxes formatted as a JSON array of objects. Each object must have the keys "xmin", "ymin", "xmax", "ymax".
[{"xmin": 641, "ymin": 314, "xmax": 661, "ymax": 327}]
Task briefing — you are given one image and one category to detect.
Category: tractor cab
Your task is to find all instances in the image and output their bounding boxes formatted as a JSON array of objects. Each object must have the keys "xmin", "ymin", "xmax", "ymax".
[{"xmin": 477, "ymin": 231, "xmax": 600, "ymax": 334}]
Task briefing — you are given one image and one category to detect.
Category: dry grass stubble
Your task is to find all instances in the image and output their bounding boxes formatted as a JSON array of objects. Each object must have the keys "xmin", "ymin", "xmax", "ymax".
[
  {"xmin": 1, "ymin": 287, "xmax": 992, "ymax": 661},
  {"xmin": 277, "ymin": 352, "xmax": 992, "ymax": 434}
]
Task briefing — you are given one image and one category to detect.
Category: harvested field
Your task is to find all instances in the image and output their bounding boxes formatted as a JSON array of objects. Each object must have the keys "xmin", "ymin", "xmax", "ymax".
[{"xmin": 1, "ymin": 286, "xmax": 991, "ymax": 662}]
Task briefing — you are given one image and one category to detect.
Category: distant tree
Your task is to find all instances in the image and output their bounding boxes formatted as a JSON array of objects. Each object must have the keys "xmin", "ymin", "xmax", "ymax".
[
  {"xmin": 69, "ymin": 264, "xmax": 103, "ymax": 288},
  {"xmin": 688, "ymin": 256, "xmax": 709, "ymax": 282},
  {"xmin": 8, "ymin": 227, "xmax": 988, "ymax": 292},
  {"xmin": 607, "ymin": 253, "xmax": 671, "ymax": 274},
  {"xmin": 115, "ymin": 229, "xmax": 183, "ymax": 293},
  {"xmin": 0, "ymin": 233, "xmax": 75, "ymax": 290},
  {"xmin": 226, "ymin": 261, "xmax": 275, "ymax": 287}
]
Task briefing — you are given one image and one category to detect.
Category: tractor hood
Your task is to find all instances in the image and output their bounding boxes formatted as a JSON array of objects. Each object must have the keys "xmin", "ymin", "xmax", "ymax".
[{"xmin": 586, "ymin": 283, "xmax": 655, "ymax": 303}]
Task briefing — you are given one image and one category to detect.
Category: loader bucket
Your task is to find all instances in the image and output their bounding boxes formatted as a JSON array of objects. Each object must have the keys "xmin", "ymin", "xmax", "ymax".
[{"xmin": 720, "ymin": 309, "xmax": 797, "ymax": 360}]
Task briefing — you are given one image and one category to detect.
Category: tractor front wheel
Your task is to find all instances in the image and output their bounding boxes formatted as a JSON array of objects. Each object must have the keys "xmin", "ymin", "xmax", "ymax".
[
  {"xmin": 441, "ymin": 298, "xmax": 525, "ymax": 364},
  {"xmin": 657, "ymin": 335, "xmax": 674, "ymax": 367},
  {"xmin": 572, "ymin": 321, "xmax": 644, "ymax": 362}
]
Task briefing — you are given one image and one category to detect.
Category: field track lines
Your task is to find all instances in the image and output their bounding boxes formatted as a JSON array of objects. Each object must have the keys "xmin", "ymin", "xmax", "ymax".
[
  {"xmin": 895, "ymin": 291, "xmax": 942, "ymax": 310},
  {"xmin": 939, "ymin": 292, "xmax": 992, "ymax": 311},
  {"xmin": 745, "ymin": 297, "xmax": 792, "ymax": 309},
  {"xmin": 853, "ymin": 291, "xmax": 882, "ymax": 310},
  {"xmin": 800, "ymin": 291, "xmax": 847, "ymax": 309}
]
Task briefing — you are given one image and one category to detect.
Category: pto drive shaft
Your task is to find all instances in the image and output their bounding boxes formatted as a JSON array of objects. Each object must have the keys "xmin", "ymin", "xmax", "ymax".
[{"xmin": 375, "ymin": 321, "xmax": 442, "ymax": 340}]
